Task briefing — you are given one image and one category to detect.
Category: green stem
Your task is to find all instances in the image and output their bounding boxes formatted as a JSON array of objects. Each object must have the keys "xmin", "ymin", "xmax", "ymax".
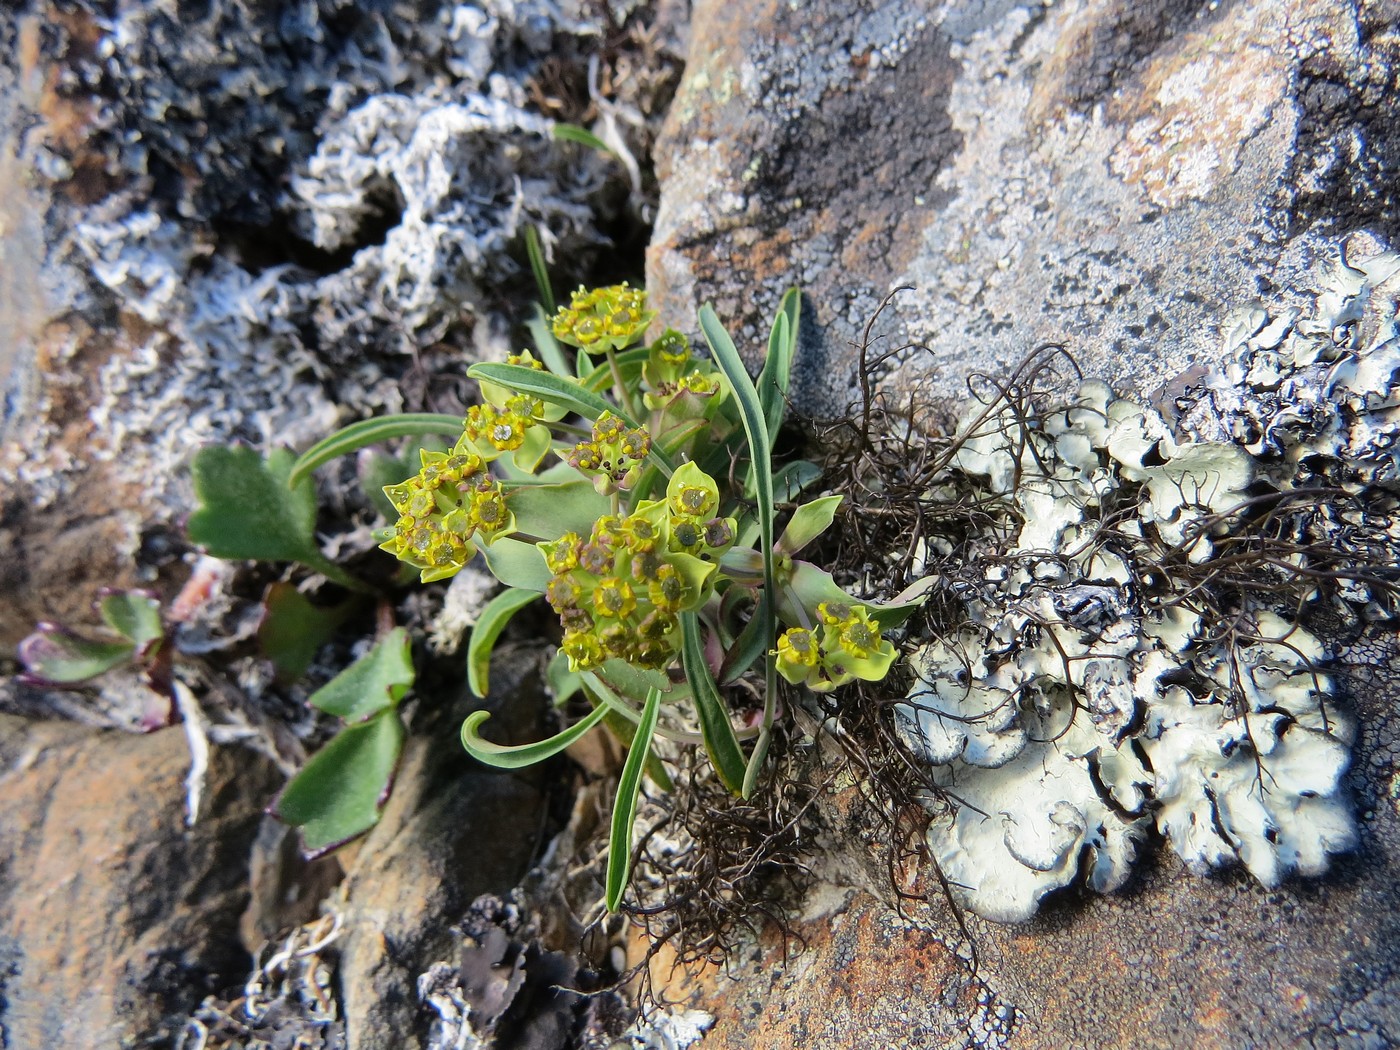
[{"xmin": 604, "ymin": 346, "xmax": 640, "ymax": 419}]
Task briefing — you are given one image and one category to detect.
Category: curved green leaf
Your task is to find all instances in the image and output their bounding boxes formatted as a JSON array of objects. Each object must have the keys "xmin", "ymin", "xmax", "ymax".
[
  {"xmin": 461, "ymin": 702, "xmax": 609, "ymax": 769},
  {"xmin": 468, "ymin": 588, "xmax": 540, "ymax": 698},
  {"xmin": 17, "ymin": 628, "xmax": 134, "ymax": 685},
  {"xmin": 606, "ymin": 685, "xmax": 661, "ymax": 912},
  {"xmin": 275, "ymin": 709, "xmax": 405, "ymax": 854},
  {"xmin": 288, "ymin": 414, "xmax": 464, "ymax": 488},
  {"xmin": 680, "ymin": 612, "xmax": 746, "ymax": 794}
]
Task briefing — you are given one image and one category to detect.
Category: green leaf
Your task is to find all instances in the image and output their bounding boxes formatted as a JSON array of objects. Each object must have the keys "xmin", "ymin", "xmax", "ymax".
[
  {"xmin": 680, "ymin": 612, "xmax": 746, "ymax": 794},
  {"xmin": 461, "ymin": 702, "xmax": 609, "ymax": 769},
  {"xmin": 606, "ymin": 685, "xmax": 661, "ymax": 912},
  {"xmin": 777, "ymin": 495, "xmax": 843, "ymax": 556},
  {"xmin": 287, "ymin": 414, "xmax": 464, "ymax": 489},
  {"xmin": 17, "ymin": 627, "xmax": 134, "ymax": 685},
  {"xmin": 479, "ymin": 536, "xmax": 551, "ymax": 592},
  {"xmin": 309, "ymin": 627, "xmax": 414, "ymax": 721},
  {"xmin": 99, "ymin": 591, "xmax": 164, "ymax": 650},
  {"xmin": 779, "ymin": 562, "xmax": 925, "ymax": 630},
  {"xmin": 590, "ymin": 660, "xmax": 676, "ymax": 703},
  {"xmin": 467, "ymin": 588, "xmax": 540, "ymax": 698},
  {"xmin": 275, "ymin": 709, "xmax": 406, "ymax": 854},
  {"xmin": 700, "ymin": 305, "xmax": 777, "ymax": 797},
  {"xmin": 524, "ymin": 226, "xmax": 555, "ymax": 315},
  {"xmin": 758, "ymin": 288, "xmax": 800, "ymax": 440},
  {"xmin": 467, "ymin": 363, "xmax": 676, "ymax": 473},
  {"xmin": 718, "ymin": 595, "xmax": 768, "ymax": 685},
  {"xmin": 527, "ymin": 303, "xmax": 571, "ymax": 377},
  {"xmin": 772, "ymin": 460, "xmax": 824, "ymax": 502},
  {"xmin": 545, "ymin": 648, "xmax": 583, "ymax": 705},
  {"xmin": 188, "ymin": 445, "xmax": 368, "ymax": 591},
  {"xmin": 594, "ymin": 701, "xmax": 675, "ymax": 792},
  {"xmin": 257, "ymin": 583, "xmax": 356, "ymax": 684},
  {"xmin": 507, "ymin": 480, "xmax": 609, "ymax": 541},
  {"xmin": 552, "ymin": 122, "xmax": 614, "ymax": 153}
]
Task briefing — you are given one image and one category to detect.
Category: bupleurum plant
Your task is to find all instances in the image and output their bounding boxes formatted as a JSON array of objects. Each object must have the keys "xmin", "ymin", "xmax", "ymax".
[{"xmin": 181, "ymin": 271, "xmax": 922, "ymax": 910}]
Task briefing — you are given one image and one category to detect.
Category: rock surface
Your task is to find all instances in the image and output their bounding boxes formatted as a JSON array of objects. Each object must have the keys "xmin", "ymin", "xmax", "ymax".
[
  {"xmin": 0, "ymin": 714, "xmax": 280, "ymax": 1046},
  {"xmin": 647, "ymin": 0, "xmax": 1400, "ymax": 1045},
  {"xmin": 648, "ymin": 0, "xmax": 1400, "ymax": 418}
]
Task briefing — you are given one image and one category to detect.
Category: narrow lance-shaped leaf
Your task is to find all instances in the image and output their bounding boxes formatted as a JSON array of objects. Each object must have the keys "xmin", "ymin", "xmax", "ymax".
[
  {"xmin": 461, "ymin": 703, "xmax": 609, "ymax": 769},
  {"xmin": 287, "ymin": 414, "xmax": 464, "ymax": 489},
  {"xmin": 527, "ymin": 303, "xmax": 571, "ymax": 377},
  {"xmin": 758, "ymin": 288, "xmax": 801, "ymax": 441},
  {"xmin": 606, "ymin": 685, "xmax": 661, "ymax": 912},
  {"xmin": 275, "ymin": 709, "xmax": 406, "ymax": 855},
  {"xmin": 699, "ymin": 305, "xmax": 778, "ymax": 798},
  {"xmin": 680, "ymin": 612, "xmax": 746, "ymax": 794},
  {"xmin": 467, "ymin": 589, "xmax": 540, "ymax": 698},
  {"xmin": 552, "ymin": 123, "xmax": 614, "ymax": 154},
  {"xmin": 524, "ymin": 226, "xmax": 556, "ymax": 315},
  {"xmin": 309, "ymin": 626, "xmax": 414, "ymax": 721}
]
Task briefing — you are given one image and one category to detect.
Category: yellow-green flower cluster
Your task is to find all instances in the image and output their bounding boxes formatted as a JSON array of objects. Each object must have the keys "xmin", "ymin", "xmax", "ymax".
[
  {"xmin": 658, "ymin": 461, "xmax": 735, "ymax": 558},
  {"xmin": 567, "ymin": 411, "xmax": 652, "ymax": 494},
  {"xmin": 542, "ymin": 512, "xmax": 713, "ymax": 671},
  {"xmin": 641, "ymin": 329, "xmax": 724, "ymax": 415},
  {"xmin": 775, "ymin": 601, "xmax": 896, "ymax": 691},
  {"xmin": 552, "ymin": 283, "xmax": 656, "ymax": 353},
  {"xmin": 380, "ymin": 442, "xmax": 514, "ymax": 583}
]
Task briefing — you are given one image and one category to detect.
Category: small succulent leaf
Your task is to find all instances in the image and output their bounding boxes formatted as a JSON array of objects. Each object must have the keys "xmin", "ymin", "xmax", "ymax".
[
  {"xmin": 468, "ymin": 588, "xmax": 540, "ymax": 698},
  {"xmin": 545, "ymin": 648, "xmax": 583, "ymax": 705},
  {"xmin": 257, "ymin": 583, "xmax": 356, "ymax": 684},
  {"xmin": 479, "ymin": 537, "xmax": 552, "ymax": 593},
  {"xmin": 524, "ymin": 226, "xmax": 556, "ymax": 315},
  {"xmin": 668, "ymin": 551, "xmax": 719, "ymax": 611},
  {"xmin": 511, "ymin": 424, "xmax": 553, "ymax": 474},
  {"xmin": 777, "ymin": 495, "xmax": 843, "ymax": 556},
  {"xmin": 680, "ymin": 612, "xmax": 746, "ymax": 795},
  {"xmin": 606, "ymin": 685, "xmax": 661, "ymax": 912},
  {"xmin": 309, "ymin": 627, "xmax": 414, "ymax": 720},
  {"xmin": 460, "ymin": 702, "xmax": 609, "ymax": 769},
  {"xmin": 98, "ymin": 591, "xmax": 164, "ymax": 650},
  {"xmin": 507, "ymin": 480, "xmax": 609, "ymax": 542},
  {"xmin": 287, "ymin": 414, "xmax": 464, "ymax": 489},
  {"xmin": 274, "ymin": 709, "xmax": 406, "ymax": 854},
  {"xmin": 17, "ymin": 627, "xmax": 134, "ymax": 685}
]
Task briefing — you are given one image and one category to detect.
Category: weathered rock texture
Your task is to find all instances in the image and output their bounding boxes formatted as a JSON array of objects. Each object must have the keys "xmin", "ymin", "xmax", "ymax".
[
  {"xmin": 648, "ymin": 0, "xmax": 1400, "ymax": 418},
  {"xmin": 648, "ymin": 0, "xmax": 1400, "ymax": 1045},
  {"xmin": 0, "ymin": 715, "xmax": 280, "ymax": 1046}
]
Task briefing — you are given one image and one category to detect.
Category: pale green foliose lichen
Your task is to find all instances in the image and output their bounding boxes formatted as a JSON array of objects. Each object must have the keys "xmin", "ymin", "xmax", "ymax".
[{"xmin": 897, "ymin": 250, "xmax": 1400, "ymax": 922}]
